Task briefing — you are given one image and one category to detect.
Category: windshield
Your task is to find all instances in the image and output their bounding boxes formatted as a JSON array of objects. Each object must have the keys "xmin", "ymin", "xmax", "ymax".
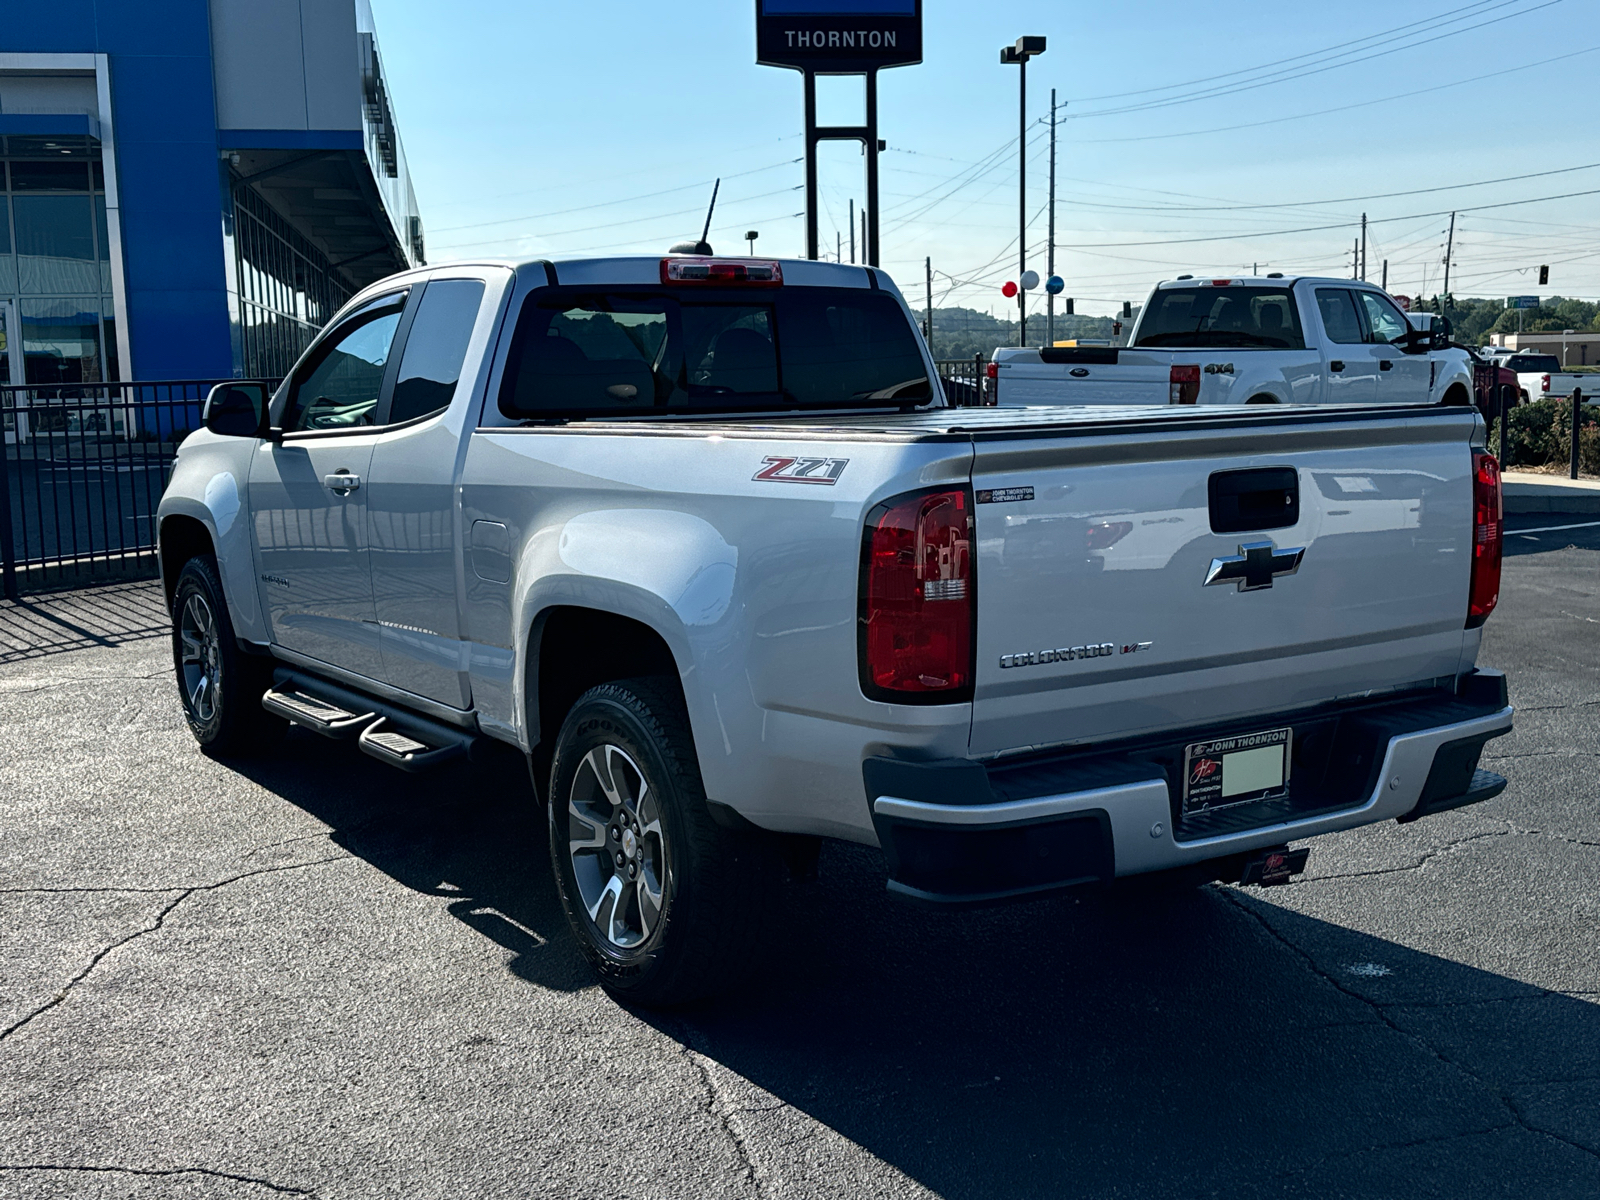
[
  {"xmin": 1508, "ymin": 354, "xmax": 1561, "ymax": 373},
  {"xmin": 500, "ymin": 285, "xmax": 931, "ymax": 418},
  {"xmin": 1134, "ymin": 286, "xmax": 1305, "ymax": 349}
]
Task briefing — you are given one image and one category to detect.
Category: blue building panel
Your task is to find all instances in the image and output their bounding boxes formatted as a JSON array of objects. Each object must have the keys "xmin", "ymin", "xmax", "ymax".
[{"xmin": 1, "ymin": 0, "xmax": 422, "ymax": 383}]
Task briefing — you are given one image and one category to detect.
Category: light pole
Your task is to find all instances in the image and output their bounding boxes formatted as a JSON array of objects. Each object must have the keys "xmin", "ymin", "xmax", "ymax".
[
  {"xmin": 1001, "ymin": 35, "xmax": 1045, "ymax": 347},
  {"xmin": 746, "ymin": 230, "xmax": 759, "ymax": 255}
]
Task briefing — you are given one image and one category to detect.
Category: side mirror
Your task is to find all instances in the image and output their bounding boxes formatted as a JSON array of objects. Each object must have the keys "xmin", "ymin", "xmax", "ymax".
[{"xmin": 203, "ymin": 382, "xmax": 270, "ymax": 438}]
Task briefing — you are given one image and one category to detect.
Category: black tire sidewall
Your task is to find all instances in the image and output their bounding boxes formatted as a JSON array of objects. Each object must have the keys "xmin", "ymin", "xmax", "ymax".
[
  {"xmin": 171, "ymin": 555, "xmax": 274, "ymax": 754},
  {"xmin": 548, "ymin": 684, "xmax": 704, "ymax": 999}
]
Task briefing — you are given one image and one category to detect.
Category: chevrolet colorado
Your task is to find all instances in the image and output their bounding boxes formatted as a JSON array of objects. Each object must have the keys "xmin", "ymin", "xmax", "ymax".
[{"xmin": 158, "ymin": 254, "xmax": 1513, "ymax": 1004}]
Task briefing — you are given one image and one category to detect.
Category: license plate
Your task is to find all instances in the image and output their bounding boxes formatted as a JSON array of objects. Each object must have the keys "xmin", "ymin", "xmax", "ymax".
[{"xmin": 1183, "ymin": 727, "xmax": 1292, "ymax": 815}]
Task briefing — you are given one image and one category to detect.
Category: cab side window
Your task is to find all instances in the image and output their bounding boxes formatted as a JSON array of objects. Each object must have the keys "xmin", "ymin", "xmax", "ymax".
[
  {"xmin": 1357, "ymin": 292, "xmax": 1411, "ymax": 345},
  {"xmin": 1314, "ymin": 288, "xmax": 1365, "ymax": 345},
  {"xmin": 284, "ymin": 293, "xmax": 406, "ymax": 432},
  {"xmin": 389, "ymin": 279, "xmax": 487, "ymax": 424}
]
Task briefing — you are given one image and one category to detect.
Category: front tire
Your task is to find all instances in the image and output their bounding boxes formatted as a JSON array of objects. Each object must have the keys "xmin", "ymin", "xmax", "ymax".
[
  {"xmin": 548, "ymin": 678, "xmax": 774, "ymax": 1006},
  {"xmin": 170, "ymin": 555, "xmax": 283, "ymax": 755}
]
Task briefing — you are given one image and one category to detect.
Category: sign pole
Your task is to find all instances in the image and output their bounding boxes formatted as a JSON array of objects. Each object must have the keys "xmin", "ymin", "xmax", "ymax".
[
  {"xmin": 866, "ymin": 68, "xmax": 880, "ymax": 267},
  {"xmin": 804, "ymin": 71, "xmax": 819, "ymax": 260}
]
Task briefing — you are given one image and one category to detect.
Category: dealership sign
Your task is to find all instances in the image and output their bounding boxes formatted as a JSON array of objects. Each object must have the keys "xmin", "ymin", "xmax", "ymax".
[{"xmin": 756, "ymin": 0, "xmax": 922, "ymax": 73}]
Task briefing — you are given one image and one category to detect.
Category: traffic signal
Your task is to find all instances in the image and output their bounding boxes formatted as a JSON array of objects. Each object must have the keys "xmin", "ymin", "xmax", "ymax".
[
  {"xmin": 1122, "ymin": 301, "xmax": 1132, "ymax": 318},
  {"xmin": 1539, "ymin": 265, "xmax": 1549, "ymax": 286},
  {"xmin": 1065, "ymin": 298, "xmax": 1073, "ymax": 315}
]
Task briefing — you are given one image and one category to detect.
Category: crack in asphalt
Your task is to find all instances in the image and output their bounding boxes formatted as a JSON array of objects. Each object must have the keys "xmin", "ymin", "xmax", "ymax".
[
  {"xmin": 1222, "ymin": 889, "xmax": 1600, "ymax": 1165},
  {"xmin": 0, "ymin": 1163, "xmax": 316, "ymax": 1196},
  {"xmin": 1299, "ymin": 822, "xmax": 1600, "ymax": 884},
  {"xmin": 0, "ymin": 854, "xmax": 352, "ymax": 1047},
  {"xmin": 674, "ymin": 1024, "xmax": 773, "ymax": 1200},
  {"xmin": 1297, "ymin": 830, "xmax": 1512, "ymax": 883}
]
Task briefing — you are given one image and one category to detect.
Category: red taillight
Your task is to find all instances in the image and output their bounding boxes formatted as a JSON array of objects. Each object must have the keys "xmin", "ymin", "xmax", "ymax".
[
  {"xmin": 985, "ymin": 361, "xmax": 998, "ymax": 379},
  {"xmin": 660, "ymin": 257, "xmax": 783, "ymax": 285},
  {"xmin": 1540, "ymin": 373, "xmax": 1551, "ymax": 393},
  {"xmin": 1468, "ymin": 451, "xmax": 1502, "ymax": 627},
  {"xmin": 860, "ymin": 488, "xmax": 974, "ymax": 701},
  {"xmin": 1170, "ymin": 364, "xmax": 1200, "ymax": 405},
  {"xmin": 1210, "ymin": 278, "xmax": 1234, "ymax": 287}
]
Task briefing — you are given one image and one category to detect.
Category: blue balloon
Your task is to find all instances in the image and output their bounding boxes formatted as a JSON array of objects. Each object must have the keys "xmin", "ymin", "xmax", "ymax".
[{"xmin": 1045, "ymin": 275, "xmax": 1065, "ymax": 295}]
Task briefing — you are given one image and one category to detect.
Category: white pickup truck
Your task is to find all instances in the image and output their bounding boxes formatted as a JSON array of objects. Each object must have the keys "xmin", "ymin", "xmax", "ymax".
[
  {"xmin": 158, "ymin": 254, "xmax": 1513, "ymax": 1005},
  {"xmin": 991, "ymin": 276, "xmax": 1475, "ymax": 408},
  {"xmin": 1491, "ymin": 351, "xmax": 1594, "ymax": 404}
]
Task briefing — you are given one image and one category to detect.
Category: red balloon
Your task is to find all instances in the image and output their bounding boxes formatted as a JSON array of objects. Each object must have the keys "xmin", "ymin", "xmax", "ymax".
[{"xmin": 1001, "ymin": 281, "xmax": 1018, "ymax": 298}]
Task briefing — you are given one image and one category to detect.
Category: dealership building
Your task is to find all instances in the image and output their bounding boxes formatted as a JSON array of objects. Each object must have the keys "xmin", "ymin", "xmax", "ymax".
[{"xmin": 0, "ymin": 0, "xmax": 423, "ymax": 389}]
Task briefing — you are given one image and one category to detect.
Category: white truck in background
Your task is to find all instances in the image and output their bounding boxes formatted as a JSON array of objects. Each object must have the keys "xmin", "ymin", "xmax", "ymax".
[
  {"xmin": 990, "ymin": 276, "xmax": 1474, "ymax": 408},
  {"xmin": 1489, "ymin": 350, "xmax": 1594, "ymax": 403}
]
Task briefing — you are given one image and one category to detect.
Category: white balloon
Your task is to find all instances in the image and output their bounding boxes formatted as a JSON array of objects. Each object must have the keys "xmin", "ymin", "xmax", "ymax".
[{"xmin": 1019, "ymin": 269, "xmax": 1040, "ymax": 290}]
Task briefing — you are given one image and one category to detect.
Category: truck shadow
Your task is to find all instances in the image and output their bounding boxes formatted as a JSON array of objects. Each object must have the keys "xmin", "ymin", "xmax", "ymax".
[{"xmin": 232, "ymin": 731, "xmax": 1600, "ymax": 1198}]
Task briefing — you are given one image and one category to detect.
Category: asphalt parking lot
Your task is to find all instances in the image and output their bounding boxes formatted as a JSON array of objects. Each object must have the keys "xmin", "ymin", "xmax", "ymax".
[{"xmin": 1, "ymin": 515, "xmax": 1596, "ymax": 1200}]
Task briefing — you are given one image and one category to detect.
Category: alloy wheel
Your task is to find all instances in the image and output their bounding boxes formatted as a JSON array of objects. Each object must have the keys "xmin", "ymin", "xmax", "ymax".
[
  {"xmin": 566, "ymin": 743, "xmax": 666, "ymax": 949},
  {"xmin": 178, "ymin": 592, "xmax": 221, "ymax": 723}
]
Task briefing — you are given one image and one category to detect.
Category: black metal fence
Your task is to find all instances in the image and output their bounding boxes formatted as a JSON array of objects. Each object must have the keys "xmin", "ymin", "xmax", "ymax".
[
  {"xmin": 0, "ymin": 381, "xmax": 242, "ymax": 598},
  {"xmin": 936, "ymin": 356, "xmax": 992, "ymax": 407}
]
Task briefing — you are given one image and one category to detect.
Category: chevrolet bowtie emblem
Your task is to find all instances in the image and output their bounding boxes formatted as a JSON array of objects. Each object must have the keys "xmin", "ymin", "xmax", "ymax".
[{"xmin": 1204, "ymin": 540, "xmax": 1305, "ymax": 592}]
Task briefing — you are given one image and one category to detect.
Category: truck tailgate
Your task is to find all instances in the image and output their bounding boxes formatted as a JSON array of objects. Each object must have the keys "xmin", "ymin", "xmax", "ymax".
[
  {"xmin": 997, "ymin": 358, "xmax": 1166, "ymax": 405},
  {"xmin": 969, "ymin": 408, "xmax": 1477, "ymax": 757}
]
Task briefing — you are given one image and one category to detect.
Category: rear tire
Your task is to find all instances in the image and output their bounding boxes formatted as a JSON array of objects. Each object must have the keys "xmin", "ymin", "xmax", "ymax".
[
  {"xmin": 170, "ymin": 555, "xmax": 284, "ymax": 755},
  {"xmin": 548, "ymin": 677, "xmax": 775, "ymax": 1006}
]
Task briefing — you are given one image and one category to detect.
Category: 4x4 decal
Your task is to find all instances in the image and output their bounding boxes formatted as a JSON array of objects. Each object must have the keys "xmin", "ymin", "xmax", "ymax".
[{"xmin": 753, "ymin": 456, "xmax": 849, "ymax": 485}]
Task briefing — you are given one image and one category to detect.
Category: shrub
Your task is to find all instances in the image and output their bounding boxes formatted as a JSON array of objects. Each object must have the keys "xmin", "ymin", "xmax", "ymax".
[{"xmin": 1492, "ymin": 397, "xmax": 1600, "ymax": 475}]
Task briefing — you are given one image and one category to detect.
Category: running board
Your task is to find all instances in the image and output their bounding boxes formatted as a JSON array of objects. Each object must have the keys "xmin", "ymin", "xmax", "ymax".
[
  {"xmin": 265, "ymin": 667, "xmax": 482, "ymax": 772},
  {"xmin": 358, "ymin": 717, "xmax": 468, "ymax": 773},
  {"xmin": 261, "ymin": 687, "xmax": 376, "ymax": 738}
]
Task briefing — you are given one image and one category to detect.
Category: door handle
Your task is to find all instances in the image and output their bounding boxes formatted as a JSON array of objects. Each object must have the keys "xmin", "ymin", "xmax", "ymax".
[
  {"xmin": 323, "ymin": 472, "xmax": 362, "ymax": 494},
  {"xmin": 1379, "ymin": 359, "xmax": 1394, "ymax": 370},
  {"xmin": 1329, "ymin": 361, "xmax": 1345, "ymax": 372}
]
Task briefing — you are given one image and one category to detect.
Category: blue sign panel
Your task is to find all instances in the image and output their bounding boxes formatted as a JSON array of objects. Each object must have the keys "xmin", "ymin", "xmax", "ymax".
[{"xmin": 756, "ymin": 0, "xmax": 921, "ymax": 72}]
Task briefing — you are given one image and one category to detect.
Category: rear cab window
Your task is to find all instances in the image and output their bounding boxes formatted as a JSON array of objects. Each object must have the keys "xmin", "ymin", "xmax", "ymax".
[
  {"xmin": 1134, "ymin": 286, "xmax": 1305, "ymax": 349},
  {"xmin": 497, "ymin": 285, "xmax": 930, "ymax": 419},
  {"xmin": 1507, "ymin": 354, "xmax": 1561, "ymax": 373}
]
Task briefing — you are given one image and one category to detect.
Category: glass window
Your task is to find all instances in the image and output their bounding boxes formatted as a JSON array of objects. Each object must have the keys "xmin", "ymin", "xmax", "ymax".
[
  {"xmin": 1132, "ymin": 287, "xmax": 1304, "ymax": 349},
  {"xmin": 21, "ymin": 296, "xmax": 103, "ymax": 386},
  {"xmin": 389, "ymin": 279, "xmax": 485, "ymax": 423},
  {"xmin": 1357, "ymin": 291, "xmax": 1411, "ymax": 345},
  {"xmin": 14, "ymin": 195, "xmax": 99, "ymax": 293},
  {"xmin": 9, "ymin": 160, "xmax": 91, "ymax": 192},
  {"xmin": 1507, "ymin": 354, "xmax": 1560, "ymax": 373},
  {"xmin": 504, "ymin": 298, "xmax": 669, "ymax": 414},
  {"xmin": 682, "ymin": 305, "xmax": 778, "ymax": 399},
  {"xmin": 498, "ymin": 286, "xmax": 930, "ymax": 418},
  {"xmin": 286, "ymin": 295, "xmax": 406, "ymax": 431},
  {"xmin": 94, "ymin": 193, "xmax": 112, "ymax": 294},
  {"xmin": 776, "ymin": 290, "xmax": 930, "ymax": 405},
  {"xmin": 0, "ymin": 196, "xmax": 14, "ymax": 296},
  {"xmin": 1315, "ymin": 288, "xmax": 1366, "ymax": 345}
]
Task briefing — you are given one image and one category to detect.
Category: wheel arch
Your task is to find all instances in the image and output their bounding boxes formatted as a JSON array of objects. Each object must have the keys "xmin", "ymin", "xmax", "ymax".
[
  {"xmin": 1442, "ymin": 382, "xmax": 1472, "ymax": 407},
  {"xmin": 158, "ymin": 512, "xmax": 215, "ymax": 610}
]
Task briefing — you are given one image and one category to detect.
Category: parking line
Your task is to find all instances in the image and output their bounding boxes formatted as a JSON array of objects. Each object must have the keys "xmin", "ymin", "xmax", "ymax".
[{"xmin": 1509, "ymin": 519, "xmax": 1600, "ymax": 535}]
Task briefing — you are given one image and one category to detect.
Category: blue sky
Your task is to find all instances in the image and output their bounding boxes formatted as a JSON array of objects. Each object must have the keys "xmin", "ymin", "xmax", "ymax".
[{"xmin": 372, "ymin": 0, "xmax": 1597, "ymax": 318}]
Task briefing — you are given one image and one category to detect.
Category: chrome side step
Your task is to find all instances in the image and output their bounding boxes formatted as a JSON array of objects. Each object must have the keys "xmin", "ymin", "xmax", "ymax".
[{"xmin": 261, "ymin": 687, "xmax": 376, "ymax": 738}]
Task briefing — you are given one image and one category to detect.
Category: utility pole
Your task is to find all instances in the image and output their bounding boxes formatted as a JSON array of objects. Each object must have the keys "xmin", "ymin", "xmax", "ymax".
[
  {"xmin": 1046, "ymin": 87, "xmax": 1057, "ymax": 348},
  {"xmin": 860, "ymin": 209, "xmax": 866, "ymax": 270},
  {"xmin": 1352, "ymin": 237, "xmax": 1359, "ymax": 280},
  {"xmin": 1360, "ymin": 212, "xmax": 1367, "ymax": 282},
  {"xmin": 849, "ymin": 199, "xmax": 855, "ymax": 264},
  {"xmin": 836, "ymin": 231, "xmax": 841, "ymax": 262},
  {"xmin": 1001, "ymin": 37, "xmax": 1045, "ymax": 347},
  {"xmin": 1382, "ymin": 259, "xmax": 1388, "ymax": 291},
  {"xmin": 925, "ymin": 256, "xmax": 933, "ymax": 343},
  {"xmin": 1442, "ymin": 211, "xmax": 1456, "ymax": 302}
]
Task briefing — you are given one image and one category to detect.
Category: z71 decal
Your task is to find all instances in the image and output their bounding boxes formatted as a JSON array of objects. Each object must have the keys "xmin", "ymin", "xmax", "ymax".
[{"xmin": 753, "ymin": 456, "xmax": 849, "ymax": 485}]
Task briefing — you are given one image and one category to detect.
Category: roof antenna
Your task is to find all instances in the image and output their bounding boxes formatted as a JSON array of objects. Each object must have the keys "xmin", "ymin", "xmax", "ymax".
[{"xmin": 669, "ymin": 177, "xmax": 719, "ymax": 255}]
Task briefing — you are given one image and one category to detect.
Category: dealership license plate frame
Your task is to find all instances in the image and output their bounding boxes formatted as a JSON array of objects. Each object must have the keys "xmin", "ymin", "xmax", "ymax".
[{"xmin": 1182, "ymin": 727, "xmax": 1292, "ymax": 816}]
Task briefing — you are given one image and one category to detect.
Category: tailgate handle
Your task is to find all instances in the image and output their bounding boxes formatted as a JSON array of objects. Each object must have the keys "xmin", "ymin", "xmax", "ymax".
[{"xmin": 1209, "ymin": 467, "xmax": 1299, "ymax": 534}]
